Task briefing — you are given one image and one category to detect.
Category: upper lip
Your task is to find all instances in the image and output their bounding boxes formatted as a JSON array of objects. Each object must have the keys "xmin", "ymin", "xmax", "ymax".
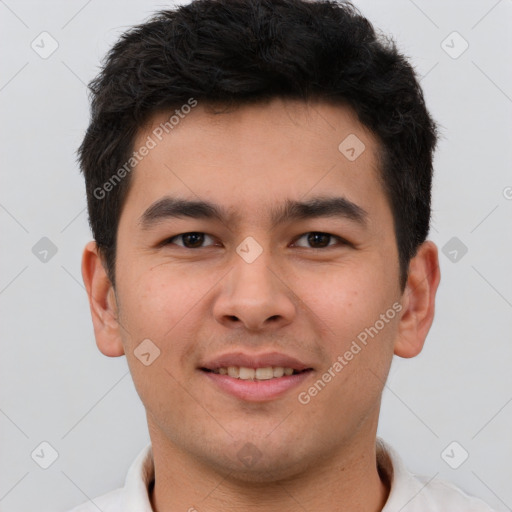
[{"xmin": 199, "ymin": 352, "xmax": 313, "ymax": 371}]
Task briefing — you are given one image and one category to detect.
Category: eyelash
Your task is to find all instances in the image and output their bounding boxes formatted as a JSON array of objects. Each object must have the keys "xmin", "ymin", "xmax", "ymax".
[{"xmin": 163, "ymin": 232, "xmax": 349, "ymax": 249}]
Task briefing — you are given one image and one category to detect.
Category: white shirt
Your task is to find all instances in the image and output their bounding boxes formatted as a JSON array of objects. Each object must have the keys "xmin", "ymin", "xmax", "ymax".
[{"xmin": 68, "ymin": 438, "xmax": 496, "ymax": 511}]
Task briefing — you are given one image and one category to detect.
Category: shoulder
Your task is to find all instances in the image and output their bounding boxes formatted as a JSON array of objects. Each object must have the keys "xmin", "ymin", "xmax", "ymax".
[
  {"xmin": 64, "ymin": 443, "xmax": 154, "ymax": 512},
  {"xmin": 378, "ymin": 438, "xmax": 496, "ymax": 512},
  {"xmin": 413, "ymin": 475, "xmax": 496, "ymax": 511},
  {"xmin": 65, "ymin": 487, "xmax": 123, "ymax": 512}
]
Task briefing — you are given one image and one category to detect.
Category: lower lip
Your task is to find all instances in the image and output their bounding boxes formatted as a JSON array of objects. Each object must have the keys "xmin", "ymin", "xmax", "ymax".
[{"xmin": 200, "ymin": 369, "xmax": 314, "ymax": 402}]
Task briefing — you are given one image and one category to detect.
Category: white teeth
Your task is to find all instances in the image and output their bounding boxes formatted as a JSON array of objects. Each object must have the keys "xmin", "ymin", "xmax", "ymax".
[
  {"xmin": 227, "ymin": 366, "xmax": 239, "ymax": 378},
  {"xmin": 255, "ymin": 367, "xmax": 274, "ymax": 380},
  {"xmin": 212, "ymin": 366, "xmax": 299, "ymax": 380},
  {"xmin": 273, "ymin": 367, "xmax": 284, "ymax": 378},
  {"xmin": 239, "ymin": 367, "xmax": 255, "ymax": 379}
]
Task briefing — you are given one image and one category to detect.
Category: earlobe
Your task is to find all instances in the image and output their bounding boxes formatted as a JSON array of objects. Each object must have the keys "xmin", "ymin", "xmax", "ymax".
[
  {"xmin": 394, "ymin": 241, "xmax": 441, "ymax": 359},
  {"xmin": 81, "ymin": 241, "xmax": 125, "ymax": 357}
]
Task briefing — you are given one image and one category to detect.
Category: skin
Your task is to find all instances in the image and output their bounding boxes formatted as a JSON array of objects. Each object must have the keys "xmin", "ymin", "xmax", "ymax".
[{"xmin": 82, "ymin": 98, "xmax": 440, "ymax": 512}]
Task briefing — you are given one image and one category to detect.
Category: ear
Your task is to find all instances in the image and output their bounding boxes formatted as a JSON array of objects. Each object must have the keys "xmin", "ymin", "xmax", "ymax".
[
  {"xmin": 81, "ymin": 241, "xmax": 125, "ymax": 357},
  {"xmin": 394, "ymin": 240, "xmax": 441, "ymax": 358}
]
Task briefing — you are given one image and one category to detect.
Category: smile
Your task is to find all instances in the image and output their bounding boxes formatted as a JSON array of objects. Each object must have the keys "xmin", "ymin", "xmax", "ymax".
[{"xmin": 200, "ymin": 367, "xmax": 314, "ymax": 401}]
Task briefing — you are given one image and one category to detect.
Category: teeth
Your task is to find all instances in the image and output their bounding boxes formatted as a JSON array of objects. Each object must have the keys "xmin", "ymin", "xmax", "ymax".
[
  {"xmin": 239, "ymin": 367, "xmax": 255, "ymax": 379},
  {"xmin": 227, "ymin": 366, "xmax": 239, "ymax": 378},
  {"xmin": 273, "ymin": 367, "xmax": 284, "ymax": 378},
  {"xmin": 255, "ymin": 367, "xmax": 273, "ymax": 380},
  {"xmin": 212, "ymin": 366, "xmax": 300, "ymax": 380}
]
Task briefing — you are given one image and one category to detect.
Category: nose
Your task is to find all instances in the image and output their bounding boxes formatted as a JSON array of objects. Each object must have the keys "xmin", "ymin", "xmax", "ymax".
[{"xmin": 213, "ymin": 250, "xmax": 297, "ymax": 331}]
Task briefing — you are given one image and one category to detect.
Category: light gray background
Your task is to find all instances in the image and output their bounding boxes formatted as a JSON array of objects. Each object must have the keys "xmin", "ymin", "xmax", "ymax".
[{"xmin": 1, "ymin": 0, "xmax": 511, "ymax": 511}]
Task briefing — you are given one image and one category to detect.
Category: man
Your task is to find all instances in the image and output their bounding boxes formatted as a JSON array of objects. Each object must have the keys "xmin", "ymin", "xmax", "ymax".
[{"xmin": 73, "ymin": 0, "xmax": 495, "ymax": 510}]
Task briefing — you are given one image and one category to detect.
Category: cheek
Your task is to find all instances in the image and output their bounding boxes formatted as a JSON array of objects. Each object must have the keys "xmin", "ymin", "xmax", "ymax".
[
  {"xmin": 294, "ymin": 256, "xmax": 395, "ymax": 344},
  {"xmin": 294, "ymin": 263, "xmax": 399, "ymax": 427},
  {"xmin": 292, "ymin": 254, "xmax": 400, "ymax": 409},
  {"xmin": 115, "ymin": 263, "xmax": 210, "ymax": 349},
  {"xmin": 115, "ymin": 266, "xmax": 209, "ymax": 413}
]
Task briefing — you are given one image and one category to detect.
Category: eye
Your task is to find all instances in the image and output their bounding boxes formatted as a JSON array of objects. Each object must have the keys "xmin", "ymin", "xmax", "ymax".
[
  {"xmin": 292, "ymin": 232, "xmax": 345, "ymax": 249},
  {"xmin": 165, "ymin": 232, "xmax": 217, "ymax": 248}
]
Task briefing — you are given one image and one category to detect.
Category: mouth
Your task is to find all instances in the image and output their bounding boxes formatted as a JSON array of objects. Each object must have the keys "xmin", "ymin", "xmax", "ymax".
[{"xmin": 198, "ymin": 352, "xmax": 315, "ymax": 402}]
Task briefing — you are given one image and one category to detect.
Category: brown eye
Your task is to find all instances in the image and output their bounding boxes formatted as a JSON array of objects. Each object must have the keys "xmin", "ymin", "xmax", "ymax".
[
  {"xmin": 294, "ymin": 232, "xmax": 340, "ymax": 248},
  {"xmin": 167, "ymin": 232, "xmax": 215, "ymax": 248},
  {"xmin": 307, "ymin": 232, "xmax": 332, "ymax": 248},
  {"xmin": 181, "ymin": 233, "xmax": 205, "ymax": 248}
]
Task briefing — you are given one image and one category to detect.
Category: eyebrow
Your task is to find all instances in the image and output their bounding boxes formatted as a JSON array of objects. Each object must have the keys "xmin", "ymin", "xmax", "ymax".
[
  {"xmin": 139, "ymin": 196, "xmax": 368, "ymax": 229},
  {"xmin": 270, "ymin": 196, "xmax": 368, "ymax": 228}
]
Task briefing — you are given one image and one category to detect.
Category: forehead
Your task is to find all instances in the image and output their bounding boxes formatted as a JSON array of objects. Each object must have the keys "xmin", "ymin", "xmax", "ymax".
[{"xmin": 125, "ymin": 98, "xmax": 388, "ymax": 225}]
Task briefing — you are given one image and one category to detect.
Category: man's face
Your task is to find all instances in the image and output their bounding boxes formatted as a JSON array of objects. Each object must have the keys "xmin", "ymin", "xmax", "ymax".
[{"xmin": 113, "ymin": 98, "xmax": 403, "ymax": 479}]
